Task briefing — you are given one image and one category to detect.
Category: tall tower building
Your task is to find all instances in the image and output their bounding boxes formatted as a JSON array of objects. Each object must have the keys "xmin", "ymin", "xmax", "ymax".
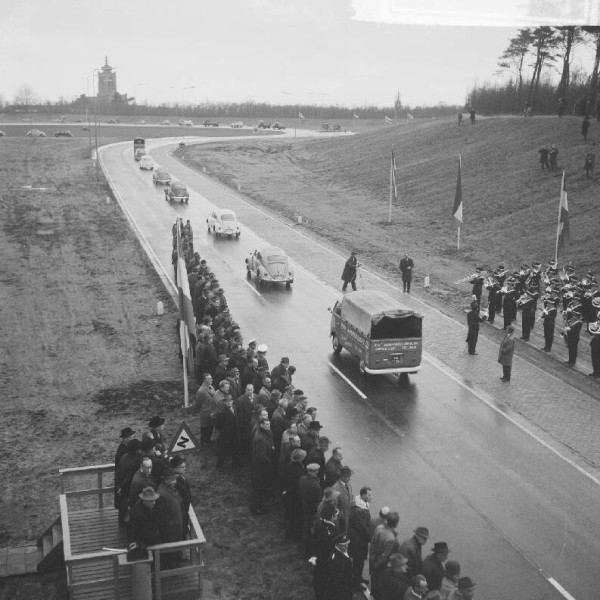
[{"xmin": 97, "ymin": 56, "xmax": 117, "ymax": 105}]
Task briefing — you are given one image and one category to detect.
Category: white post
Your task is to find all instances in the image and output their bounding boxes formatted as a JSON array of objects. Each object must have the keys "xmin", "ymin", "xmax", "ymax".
[
  {"xmin": 457, "ymin": 226, "xmax": 461, "ymax": 250},
  {"xmin": 180, "ymin": 315, "xmax": 190, "ymax": 408},
  {"xmin": 388, "ymin": 160, "xmax": 393, "ymax": 223}
]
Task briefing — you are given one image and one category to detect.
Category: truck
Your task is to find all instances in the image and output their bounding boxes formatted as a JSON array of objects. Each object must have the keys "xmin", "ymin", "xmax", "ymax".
[
  {"xmin": 329, "ymin": 290, "xmax": 422, "ymax": 380},
  {"xmin": 133, "ymin": 137, "xmax": 145, "ymax": 155}
]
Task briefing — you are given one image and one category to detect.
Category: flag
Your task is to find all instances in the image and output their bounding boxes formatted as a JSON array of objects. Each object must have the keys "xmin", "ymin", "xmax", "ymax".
[
  {"xmin": 556, "ymin": 171, "xmax": 570, "ymax": 257},
  {"xmin": 298, "ymin": 112, "xmax": 305, "ymax": 119},
  {"xmin": 176, "ymin": 219, "xmax": 196, "ymax": 371},
  {"xmin": 452, "ymin": 157, "xmax": 463, "ymax": 225},
  {"xmin": 385, "ymin": 116, "xmax": 393, "ymax": 123},
  {"xmin": 390, "ymin": 147, "xmax": 398, "ymax": 203},
  {"xmin": 407, "ymin": 114, "xmax": 414, "ymax": 120},
  {"xmin": 353, "ymin": 113, "xmax": 360, "ymax": 119}
]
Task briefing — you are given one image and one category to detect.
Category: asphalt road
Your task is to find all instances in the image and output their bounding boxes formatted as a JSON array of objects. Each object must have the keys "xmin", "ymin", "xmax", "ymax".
[{"xmin": 101, "ymin": 137, "xmax": 598, "ymax": 600}]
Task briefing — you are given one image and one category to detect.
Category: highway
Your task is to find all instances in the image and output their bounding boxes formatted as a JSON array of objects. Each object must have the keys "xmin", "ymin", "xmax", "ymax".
[{"xmin": 101, "ymin": 136, "xmax": 599, "ymax": 600}]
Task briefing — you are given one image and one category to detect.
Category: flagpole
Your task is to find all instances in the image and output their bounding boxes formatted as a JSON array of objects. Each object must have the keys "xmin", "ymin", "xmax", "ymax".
[
  {"xmin": 388, "ymin": 150, "xmax": 393, "ymax": 223},
  {"xmin": 457, "ymin": 155, "xmax": 462, "ymax": 250},
  {"xmin": 181, "ymin": 321, "xmax": 190, "ymax": 408},
  {"xmin": 457, "ymin": 226, "xmax": 461, "ymax": 250},
  {"xmin": 554, "ymin": 171, "xmax": 565, "ymax": 263}
]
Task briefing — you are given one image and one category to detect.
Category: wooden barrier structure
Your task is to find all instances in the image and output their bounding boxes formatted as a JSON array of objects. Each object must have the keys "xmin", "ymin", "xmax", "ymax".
[{"xmin": 59, "ymin": 464, "xmax": 205, "ymax": 600}]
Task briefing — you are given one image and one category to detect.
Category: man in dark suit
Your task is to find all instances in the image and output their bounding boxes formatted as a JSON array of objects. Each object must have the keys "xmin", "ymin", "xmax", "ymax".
[
  {"xmin": 341, "ymin": 252, "xmax": 359, "ymax": 291},
  {"xmin": 399, "ymin": 253, "xmax": 414, "ymax": 293}
]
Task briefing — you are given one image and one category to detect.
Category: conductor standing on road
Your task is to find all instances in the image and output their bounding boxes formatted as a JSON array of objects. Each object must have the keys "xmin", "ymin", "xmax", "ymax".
[
  {"xmin": 399, "ymin": 253, "xmax": 414, "ymax": 293},
  {"xmin": 341, "ymin": 252, "xmax": 359, "ymax": 292}
]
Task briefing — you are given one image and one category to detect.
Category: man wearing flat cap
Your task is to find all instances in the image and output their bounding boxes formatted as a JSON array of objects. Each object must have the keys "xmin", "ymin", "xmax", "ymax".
[
  {"xmin": 421, "ymin": 541, "xmax": 451, "ymax": 591},
  {"xmin": 399, "ymin": 525, "xmax": 430, "ymax": 580}
]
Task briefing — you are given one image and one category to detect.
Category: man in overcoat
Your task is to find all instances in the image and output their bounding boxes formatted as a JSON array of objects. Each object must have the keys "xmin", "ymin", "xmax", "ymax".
[
  {"xmin": 466, "ymin": 302, "xmax": 484, "ymax": 355},
  {"xmin": 399, "ymin": 253, "xmax": 414, "ymax": 293},
  {"xmin": 213, "ymin": 396, "xmax": 241, "ymax": 472},
  {"xmin": 498, "ymin": 325, "xmax": 515, "ymax": 381},
  {"xmin": 348, "ymin": 486, "xmax": 372, "ymax": 589},
  {"xmin": 250, "ymin": 418, "xmax": 274, "ymax": 514},
  {"xmin": 341, "ymin": 251, "xmax": 359, "ymax": 291}
]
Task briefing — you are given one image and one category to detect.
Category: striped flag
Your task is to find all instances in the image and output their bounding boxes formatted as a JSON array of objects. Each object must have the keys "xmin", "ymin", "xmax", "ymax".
[
  {"xmin": 453, "ymin": 156, "xmax": 463, "ymax": 225},
  {"xmin": 385, "ymin": 116, "xmax": 393, "ymax": 123},
  {"xmin": 353, "ymin": 113, "xmax": 360, "ymax": 119},
  {"xmin": 390, "ymin": 147, "xmax": 398, "ymax": 203},
  {"xmin": 298, "ymin": 112, "xmax": 305, "ymax": 119},
  {"xmin": 176, "ymin": 219, "xmax": 196, "ymax": 372},
  {"xmin": 555, "ymin": 171, "xmax": 570, "ymax": 258},
  {"xmin": 407, "ymin": 114, "xmax": 414, "ymax": 120}
]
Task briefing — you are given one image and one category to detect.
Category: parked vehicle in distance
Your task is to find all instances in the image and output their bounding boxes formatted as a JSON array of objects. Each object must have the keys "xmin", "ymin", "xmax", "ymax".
[
  {"xmin": 54, "ymin": 130, "xmax": 73, "ymax": 137},
  {"xmin": 245, "ymin": 247, "xmax": 294, "ymax": 288},
  {"xmin": 332, "ymin": 124, "xmax": 342, "ymax": 132},
  {"xmin": 321, "ymin": 123, "xmax": 330, "ymax": 132},
  {"xmin": 329, "ymin": 290, "xmax": 423, "ymax": 379},
  {"xmin": 26, "ymin": 129, "xmax": 46, "ymax": 137},
  {"xmin": 202, "ymin": 120, "xmax": 219, "ymax": 127},
  {"xmin": 178, "ymin": 119, "xmax": 193, "ymax": 126},
  {"xmin": 133, "ymin": 136, "xmax": 145, "ymax": 154},
  {"xmin": 153, "ymin": 168, "xmax": 172, "ymax": 185},
  {"xmin": 207, "ymin": 209, "xmax": 241, "ymax": 238},
  {"xmin": 257, "ymin": 121, "xmax": 272, "ymax": 129},
  {"xmin": 0, "ymin": 131, "xmax": 6, "ymax": 137},
  {"xmin": 165, "ymin": 181, "xmax": 189, "ymax": 203},
  {"xmin": 272, "ymin": 122, "xmax": 286, "ymax": 130},
  {"xmin": 160, "ymin": 120, "xmax": 172, "ymax": 125},
  {"xmin": 230, "ymin": 121, "xmax": 243, "ymax": 128},
  {"xmin": 134, "ymin": 148, "xmax": 146, "ymax": 161},
  {"xmin": 139, "ymin": 155, "xmax": 155, "ymax": 170},
  {"xmin": 106, "ymin": 119, "xmax": 119, "ymax": 124},
  {"xmin": 135, "ymin": 120, "xmax": 146, "ymax": 125},
  {"xmin": 82, "ymin": 126, "xmax": 89, "ymax": 131}
]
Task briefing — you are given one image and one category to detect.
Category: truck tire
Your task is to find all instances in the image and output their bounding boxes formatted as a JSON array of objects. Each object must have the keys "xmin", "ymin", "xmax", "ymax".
[{"xmin": 332, "ymin": 335, "xmax": 342, "ymax": 354}]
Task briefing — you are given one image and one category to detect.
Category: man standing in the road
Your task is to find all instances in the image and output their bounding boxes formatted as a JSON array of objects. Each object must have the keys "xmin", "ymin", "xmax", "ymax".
[
  {"xmin": 341, "ymin": 251, "xmax": 359, "ymax": 291},
  {"xmin": 398, "ymin": 526, "xmax": 429, "ymax": 580},
  {"xmin": 498, "ymin": 325, "xmax": 515, "ymax": 382},
  {"xmin": 466, "ymin": 301, "xmax": 485, "ymax": 355},
  {"xmin": 399, "ymin": 253, "xmax": 414, "ymax": 293}
]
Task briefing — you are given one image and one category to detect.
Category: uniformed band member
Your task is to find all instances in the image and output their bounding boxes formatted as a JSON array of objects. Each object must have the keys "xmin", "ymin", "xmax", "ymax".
[
  {"xmin": 469, "ymin": 268, "xmax": 484, "ymax": 305},
  {"xmin": 563, "ymin": 309, "xmax": 583, "ymax": 367},
  {"xmin": 341, "ymin": 252, "xmax": 359, "ymax": 292},
  {"xmin": 502, "ymin": 284, "xmax": 517, "ymax": 330},
  {"xmin": 518, "ymin": 291, "xmax": 537, "ymax": 342},
  {"xmin": 485, "ymin": 276, "xmax": 501, "ymax": 325},
  {"xmin": 540, "ymin": 297, "xmax": 558, "ymax": 352},
  {"xmin": 589, "ymin": 321, "xmax": 600, "ymax": 378},
  {"xmin": 466, "ymin": 301, "xmax": 486, "ymax": 355}
]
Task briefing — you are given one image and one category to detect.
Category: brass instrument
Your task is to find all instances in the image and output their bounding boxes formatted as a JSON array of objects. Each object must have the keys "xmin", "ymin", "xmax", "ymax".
[{"xmin": 454, "ymin": 271, "xmax": 488, "ymax": 285}]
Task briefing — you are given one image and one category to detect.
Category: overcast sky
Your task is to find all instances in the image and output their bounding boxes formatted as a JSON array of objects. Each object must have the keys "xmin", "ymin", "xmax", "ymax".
[{"xmin": 1, "ymin": 0, "xmax": 597, "ymax": 108}]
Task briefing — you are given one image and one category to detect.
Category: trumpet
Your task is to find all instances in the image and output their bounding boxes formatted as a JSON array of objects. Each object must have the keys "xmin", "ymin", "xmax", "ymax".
[{"xmin": 454, "ymin": 271, "xmax": 487, "ymax": 285}]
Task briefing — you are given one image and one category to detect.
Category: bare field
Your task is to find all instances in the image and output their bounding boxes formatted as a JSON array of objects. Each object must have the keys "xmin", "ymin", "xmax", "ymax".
[{"xmin": 184, "ymin": 115, "xmax": 599, "ymax": 312}]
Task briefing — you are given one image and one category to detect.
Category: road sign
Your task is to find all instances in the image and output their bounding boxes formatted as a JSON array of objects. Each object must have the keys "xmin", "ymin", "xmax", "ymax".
[{"xmin": 167, "ymin": 421, "xmax": 200, "ymax": 455}]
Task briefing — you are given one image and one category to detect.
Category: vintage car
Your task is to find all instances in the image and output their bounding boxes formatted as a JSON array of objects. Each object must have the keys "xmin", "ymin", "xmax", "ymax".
[
  {"xmin": 178, "ymin": 119, "xmax": 193, "ymax": 126},
  {"xmin": 165, "ymin": 181, "xmax": 189, "ymax": 203},
  {"xmin": 152, "ymin": 168, "xmax": 172, "ymax": 185},
  {"xmin": 202, "ymin": 119, "xmax": 220, "ymax": 127},
  {"xmin": 207, "ymin": 209, "xmax": 241, "ymax": 238},
  {"xmin": 272, "ymin": 122, "xmax": 286, "ymax": 130},
  {"xmin": 139, "ymin": 155, "xmax": 155, "ymax": 170},
  {"xmin": 245, "ymin": 247, "xmax": 294, "ymax": 288},
  {"xmin": 230, "ymin": 121, "xmax": 243, "ymax": 128},
  {"xmin": 257, "ymin": 121, "xmax": 272, "ymax": 129},
  {"xmin": 134, "ymin": 148, "xmax": 146, "ymax": 161},
  {"xmin": 54, "ymin": 130, "xmax": 73, "ymax": 137},
  {"xmin": 26, "ymin": 129, "xmax": 46, "ymax": 137}
]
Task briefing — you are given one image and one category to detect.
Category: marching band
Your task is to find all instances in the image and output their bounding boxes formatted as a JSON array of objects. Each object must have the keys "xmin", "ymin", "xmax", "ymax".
[{"xmin": 457, "ymin": 259, "xmax": 600, "ymax": 374}]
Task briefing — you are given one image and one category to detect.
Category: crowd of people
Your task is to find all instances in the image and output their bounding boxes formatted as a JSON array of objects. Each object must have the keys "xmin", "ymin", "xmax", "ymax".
[{"xmin": 463, "ymin": 260, "xmax": 600, "ymax": 377}]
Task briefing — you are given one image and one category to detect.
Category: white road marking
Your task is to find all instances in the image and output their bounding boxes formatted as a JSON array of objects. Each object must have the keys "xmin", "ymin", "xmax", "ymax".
[
  {"xmin": 425, "ymin": 352, "xmax": 600, "ymax": 488},
  {"xmin": 547, "ymin": 577, "xmax": 577, "ymax": 600},
  {"xmin": 328, "ymin": 362, "xmax": 367, "ymax": 400},
  {"xmin": 244, "ymin": 280, "xmax": 262, "ymax": 297}
]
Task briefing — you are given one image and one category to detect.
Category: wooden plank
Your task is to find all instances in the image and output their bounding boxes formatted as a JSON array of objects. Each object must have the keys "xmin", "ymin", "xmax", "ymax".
[
  {"xmin": 24, "ymin": 546, "xmax": 42, "ymax": 573},
  {"xmin": 60, "ymin": 464, "xmax": 114, "ymax": 476},
  {"xmin": 6, "ymin": 546, "xmax": 27, "ymax": 576}
]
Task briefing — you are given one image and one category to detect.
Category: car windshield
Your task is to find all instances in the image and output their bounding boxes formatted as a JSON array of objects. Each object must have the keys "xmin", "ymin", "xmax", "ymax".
[
  {"xmin": 267, "ymin": 255, "xmax": 286, "ymax": 263},
  {"xmin": 173, "ymin": 185, "xmax": 187, "ymax": 194},
  {"xmin": 221, "ymin": 214, "xmax": 235, "ymax": 221}
]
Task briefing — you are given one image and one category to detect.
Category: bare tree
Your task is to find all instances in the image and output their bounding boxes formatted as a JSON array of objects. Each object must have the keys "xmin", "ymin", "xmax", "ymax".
[
  {"xmin": 13, "ymin": 84, "xmax": 38, "ymax": 110},
  {"xmin": 498, "ymin": 29, "xmax": 534, "ymax": 107}
]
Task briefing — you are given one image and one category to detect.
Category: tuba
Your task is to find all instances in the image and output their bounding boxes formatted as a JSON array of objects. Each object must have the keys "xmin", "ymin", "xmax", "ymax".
[{"xmin": 454, "ymin": 271, "xmax": 487, "ymax": 285}]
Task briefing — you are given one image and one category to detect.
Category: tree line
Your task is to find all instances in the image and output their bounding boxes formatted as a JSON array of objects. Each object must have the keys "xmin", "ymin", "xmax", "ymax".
[{"xmin": 468, "ymin": 26, "xmax": 600, "ymax": 116}]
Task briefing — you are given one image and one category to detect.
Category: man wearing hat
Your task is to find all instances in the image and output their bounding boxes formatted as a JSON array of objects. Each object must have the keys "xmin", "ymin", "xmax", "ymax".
[
  {"xmin": 214, "ymin": 353, "xmax": 230, "ymax": 386},
  {"xmin": 213, "ymin": 395, "xmax": 241, "ymax": 472},
  {"xmin": 250, "ymin": 418, "xmax": 274, "ymax": 515},
  {"xmin": 170, "ymin": 455, "xmax": 191, "ymax": 537},
  {"xmin": 256, "ymin": 343, "xmax": 269, "ymax": 371},
  {"xmin": 157, "ymin": 469, "xmax": 183, "ymax": 567},
  {"xmin": 324, "ymin": 534, "xmax": 354, "ymax": 600},
  {"xmin": 589, "ymin": 320, "xmax": 600, "ymax": 378},
  {"xmin": 306, "ymin": 436, "xmax": 331, "ymax": 488},
  {"xmin": 421, "ymin": 542, "xmax": 451, "ymax": 591},
  {"xmin": 271, "ymin": 356, "xmax": 292, "ymax": 393},
  {"xmin": 148, "ymin": 416, "xmax": 167, "ymax": 455},
  {"xmin": 369, "ymin": 511, "xmax": 400, "ymax": 600},
  {"xmin": 226, "ymin": 367, "xmax": 241, "ymax": 400},
  {"xmin": 312, "ymin": 502, "xmax": 341, "ymax": 600},
  {"xmin": 115, "ymin": 439, "xmax": 142, "ymax": 526},
  {"xmin": 341, "ymin": 251, "xmax": 359, "ymax": 292},
  {"xmin": 299, "ymin": 463, "xmax": 323, "ymax": 557},
  {"xmin": 398, "ymin": 526, "xmax": 430, "ymax": 580},
  {"xmin": 563, "ymin": 309, "xmax": 583, "ymax": 367},
  {"xmin": 448, "ymin": 576, "xmax": 475, "ymax": 600},
  {"xmin": 466, "ymin": 301, "xmax": 485, "ymax": 355},
  {"xmin": 399, "ymin": 253, "xmax": 414, "ymax": 293},
  {"xmin": 302, "ymin": 420, "xmax": 322, "ymax": 455},
  {"xmin": 114, "ymin": 427, "xmax": 136, "ymax": 509},
  {"xmin": 129, "ymin": 487, "xmax": 162, "ymax": 548},
  {"xmin": 502, "ymin": 283, "xmax": 518, "ymax": 330},
  {"xmin": 540, "ymin": 295, "xmax": 558, "ymax": 351},
  {"xmin": 380, "ymin": 552, "xmax": 410, "ymax": 599}
]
